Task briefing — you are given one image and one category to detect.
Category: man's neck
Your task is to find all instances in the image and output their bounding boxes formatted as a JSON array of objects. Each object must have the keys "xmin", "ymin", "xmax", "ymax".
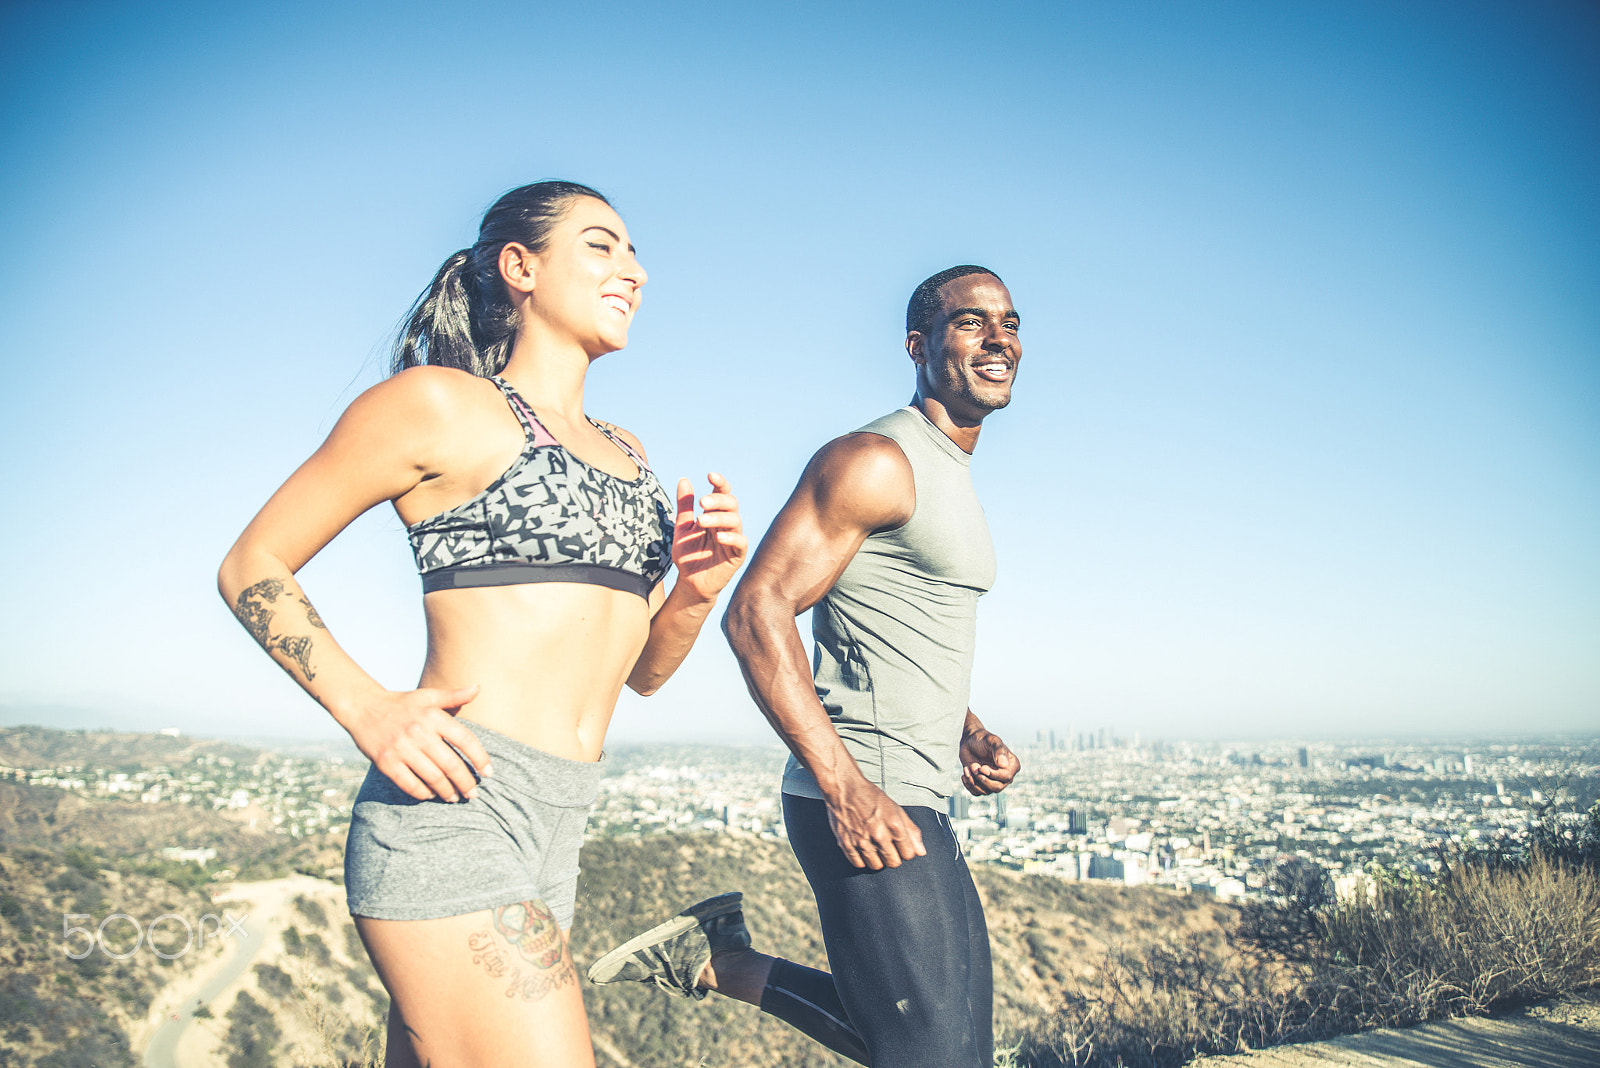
[{"xmin": 909, "ymin": 393, "xmax": 983, "ymax": 455}]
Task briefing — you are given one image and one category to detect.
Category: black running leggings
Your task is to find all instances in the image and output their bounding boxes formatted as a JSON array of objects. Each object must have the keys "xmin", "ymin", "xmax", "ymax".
[{"xmin": 757, "ymin": 794, "xmax": 994, "ymax": 1068}]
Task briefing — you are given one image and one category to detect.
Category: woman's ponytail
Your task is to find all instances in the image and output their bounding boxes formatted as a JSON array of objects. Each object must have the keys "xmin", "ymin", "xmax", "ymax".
[
  {"xmin": 389, "ymin": 180, "xmax": 609, "ymax": 379},
  {"xmin": 392, "ymin": 250, "xmax": 476, "ymax": 374}
]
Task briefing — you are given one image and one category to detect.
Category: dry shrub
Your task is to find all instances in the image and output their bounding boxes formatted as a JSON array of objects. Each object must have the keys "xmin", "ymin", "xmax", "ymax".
[
  {"xmin": 1011, "ymin": 852, "xmax": 1600, "ymax": 1068},
  {"xmin": 1011, "ymin": 937, "xmax": 1323, "ymax": 1068},
  {"xmin": 1322, "ymin": 850, "xmax": 1600, "ymax": 1024},
  {"xmin": 287, "ymin": 959, "xmax": 385, "ymax": 1068}
]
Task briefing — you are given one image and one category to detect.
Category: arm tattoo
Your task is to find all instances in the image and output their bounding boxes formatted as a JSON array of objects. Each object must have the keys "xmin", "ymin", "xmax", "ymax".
[
  {"xmin": 233, "ymin": 578, "xmax": 320, "ymax": 681},
  {"xmin": 234, "ymin": 578, "xmax": 284, "ymax": 646},
  {"xmin": 297, "ymin": 595, "xmax": 326, "ymax": 630},
  {"xmin": 273, "ymin": 636, "xmax": 315, "ymax": 680},
  {"xmin": 467, "ymin": 900, "xmax": 575, "ymax": 1000}
]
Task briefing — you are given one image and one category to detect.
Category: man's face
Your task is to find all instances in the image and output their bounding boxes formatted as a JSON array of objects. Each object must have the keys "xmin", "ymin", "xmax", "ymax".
[{"xmin": 908, "ymin": 274, "xmax": 1021, "ymax": 422}]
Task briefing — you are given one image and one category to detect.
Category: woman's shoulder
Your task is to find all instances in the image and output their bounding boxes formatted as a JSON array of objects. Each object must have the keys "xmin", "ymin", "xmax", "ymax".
[
  {"xmin": 322, "ymin": 369, "xmax": 506, "ymax": 470},
  {"xmin": 351, "ymin": 366, "xmax": 499, "ymax": 426}
]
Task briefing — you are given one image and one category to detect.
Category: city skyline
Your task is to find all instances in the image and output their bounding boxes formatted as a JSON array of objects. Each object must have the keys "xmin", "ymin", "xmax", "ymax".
[
  {"xmin": 2, "ymin": 1, "xmax": 1596, "ymax": 743},
  {"xmin": 7, "ymin": 724, "xmax": 1592, "ymax": 902}
]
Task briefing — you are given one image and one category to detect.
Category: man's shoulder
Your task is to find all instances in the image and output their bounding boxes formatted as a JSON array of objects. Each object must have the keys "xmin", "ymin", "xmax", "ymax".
[
  {"xmin": 812, "ymin": 427, "xmax": 911, "ymax": 482},
  {"xmin": 812, "ymin": 407, "xmax": 920, "ymax": 472},
  {"xmin": 803, "ymin": 426, "xmax": 915, "ymax": 533}
]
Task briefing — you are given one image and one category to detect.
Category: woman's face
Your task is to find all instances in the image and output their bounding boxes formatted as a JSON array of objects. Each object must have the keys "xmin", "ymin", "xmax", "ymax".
[{"xmin": 524, "ymin": 196, "xmax": 647, "ymax": 357}]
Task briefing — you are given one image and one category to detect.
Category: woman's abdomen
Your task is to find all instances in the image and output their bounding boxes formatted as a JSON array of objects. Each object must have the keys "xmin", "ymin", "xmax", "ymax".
[{"xmin": 418, "ymin": 582, "xmax": 652, "ymax": 761}]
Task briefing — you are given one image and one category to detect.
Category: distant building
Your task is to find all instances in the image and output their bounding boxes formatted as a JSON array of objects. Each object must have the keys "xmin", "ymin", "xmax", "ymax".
[
  {"xmin": 1296, "ymin": 747, "xmax": 1309, "ymax": 768},
  {"xmin": 1213, "ymin": 877, "xmax": 1246, "ymax": 901},
  {"xmin": 948, "ymin": 793, "xmax": 970, "ymax": 819},
  {"xmin": 160, "ymin": 846, "xmax": 216, "ymax": 865},
  {"xmin": 1088, "ymin": 854, "xmax": 1124, "ymax": 880}
]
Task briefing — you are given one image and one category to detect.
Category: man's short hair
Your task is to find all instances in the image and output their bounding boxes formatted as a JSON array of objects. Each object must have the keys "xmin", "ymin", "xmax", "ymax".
[{"xmin": 906, "ymin": 265, "xmax": 1003, "ymax": 334}]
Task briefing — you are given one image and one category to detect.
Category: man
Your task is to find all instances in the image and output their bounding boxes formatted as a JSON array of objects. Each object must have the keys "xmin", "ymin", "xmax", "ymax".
[{"xmin": 589, "ymin": 265, "xmax": 1022, "ymax": 1068}]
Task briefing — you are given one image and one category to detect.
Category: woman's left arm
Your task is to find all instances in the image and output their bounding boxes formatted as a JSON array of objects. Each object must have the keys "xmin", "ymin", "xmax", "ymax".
[{"xmin": 628, "ymin": 471, "xmax": 747, "ymax": 695}]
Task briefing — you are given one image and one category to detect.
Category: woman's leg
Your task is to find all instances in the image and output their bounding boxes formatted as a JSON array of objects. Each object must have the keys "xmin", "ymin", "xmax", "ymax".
[
  {"xmin": 358, "ymin": 900, "xmax": 594, "ymax": 1068},
  {"xmin": 382, "ymin": 1003, "xmax": 422, "ymax": 1068},
  {"xmin": 345, "ymin": 724, "xmax": 607, "ymax": 1065}
]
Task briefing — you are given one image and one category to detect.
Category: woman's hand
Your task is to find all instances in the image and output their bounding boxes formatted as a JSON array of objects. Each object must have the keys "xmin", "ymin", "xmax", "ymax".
[
  {"xmin": 342, "ymin": 684, "xmax": 493, "ymax": 803},
  {"xmin": 626, "ymin": 474, "xmax": 746, "ymax": 695},
  {"xmin": 671, "ymin": 472, "xmax": 747, "ymax": 601}
]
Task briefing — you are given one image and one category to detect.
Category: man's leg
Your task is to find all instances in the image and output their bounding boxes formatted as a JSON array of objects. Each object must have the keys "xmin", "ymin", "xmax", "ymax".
[
  {"xmin": 959, "ymin": 841, "xmax": 994, "ymax": 1068},
  {"xmin": 588, "ymin": 892, "xmax": 870, "ymax": 1064},
  {"xmin": 785, "ymin": 793, "xmax": 992, "ymax": 1068},
  {"xmin": 585, "ymin": 795, "xmax": 991, "ymax": 1067}
]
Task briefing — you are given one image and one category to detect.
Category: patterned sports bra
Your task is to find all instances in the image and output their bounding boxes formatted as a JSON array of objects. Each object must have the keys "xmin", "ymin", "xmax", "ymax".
[{"xmin": 407, "ymin": 376, "xmax": 675, "ymax": 600}]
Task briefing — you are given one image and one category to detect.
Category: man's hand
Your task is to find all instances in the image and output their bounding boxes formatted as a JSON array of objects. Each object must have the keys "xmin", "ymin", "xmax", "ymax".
[
  {"xmin": 960, "ymin": 724, "xmax": 1020, "ymax": 796},
  {"xmin": 825, "ymin": 779, "xmax": 927, "ymax": 870}
]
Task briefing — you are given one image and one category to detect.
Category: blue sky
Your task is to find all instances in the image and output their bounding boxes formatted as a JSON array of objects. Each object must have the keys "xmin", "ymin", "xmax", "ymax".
[{"xmin": 1, "ymin": 0, "xmax": 1596, "ymax": 743}]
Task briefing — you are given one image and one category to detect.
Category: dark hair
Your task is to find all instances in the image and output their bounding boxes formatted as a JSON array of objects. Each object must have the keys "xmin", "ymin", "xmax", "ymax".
[
  {"xmin": 905, "ymin": 264, "xmax": 1002, "ymax": 334},
  {"xmin": 391, "ymin": 181, "xmax": 610, "ymax": 377}
]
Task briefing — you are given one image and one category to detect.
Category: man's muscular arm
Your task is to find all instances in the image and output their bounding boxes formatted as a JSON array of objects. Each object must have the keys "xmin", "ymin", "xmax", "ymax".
[{"xmin": 723, "ymin": 433, "xmax": 924, "ymax": 870}]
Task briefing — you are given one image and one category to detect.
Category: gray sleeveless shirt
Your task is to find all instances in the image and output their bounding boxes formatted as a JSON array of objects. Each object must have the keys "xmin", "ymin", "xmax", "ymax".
[{"xmin": 781, "ymin": 406, "xmax": 996, "ymax": 809}]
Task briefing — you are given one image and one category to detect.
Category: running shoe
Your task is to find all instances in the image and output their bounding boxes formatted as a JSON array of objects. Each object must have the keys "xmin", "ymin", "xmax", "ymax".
[{"xmin": 585, "ymin": 891, "xmax": 750, "ymax": 1001}]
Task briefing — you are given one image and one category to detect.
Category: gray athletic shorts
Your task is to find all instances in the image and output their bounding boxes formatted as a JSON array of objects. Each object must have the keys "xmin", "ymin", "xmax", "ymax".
[{"xmin": 344, "ymin": 720, "xmax": 603, "ymax": 929}]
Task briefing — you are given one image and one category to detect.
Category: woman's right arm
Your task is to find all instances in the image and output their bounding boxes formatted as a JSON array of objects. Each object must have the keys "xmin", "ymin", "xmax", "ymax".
[{"xmin": 217, "ymin": 369, "xmax": 491, "ymax": 802}]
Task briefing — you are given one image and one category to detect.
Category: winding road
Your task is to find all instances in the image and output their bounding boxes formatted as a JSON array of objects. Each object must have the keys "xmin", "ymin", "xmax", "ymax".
[{"xmin": 141, "ymin": 906, "xmax": 267, "ymax": 1068}]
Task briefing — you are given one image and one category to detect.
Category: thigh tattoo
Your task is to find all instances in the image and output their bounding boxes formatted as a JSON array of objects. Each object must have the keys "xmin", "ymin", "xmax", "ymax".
[{"xmin": 468, "ymin": 900, "xmax": 576, "ymax": 1000}]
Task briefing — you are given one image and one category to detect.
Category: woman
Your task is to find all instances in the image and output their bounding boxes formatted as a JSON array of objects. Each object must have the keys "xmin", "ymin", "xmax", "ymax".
[{"xmin": 217, "ymin": 181, "xmax": 746, "ymax": 1066}]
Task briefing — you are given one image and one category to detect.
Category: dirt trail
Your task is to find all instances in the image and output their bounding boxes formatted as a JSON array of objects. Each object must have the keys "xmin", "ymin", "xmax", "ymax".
[
  {"xmin": 134, "ymin": 876, "xmax": 342, "ymax": 1068},
  {"xmin": 1188, "ymin": 990, "xmax": 1600, "ymax": 1068}
]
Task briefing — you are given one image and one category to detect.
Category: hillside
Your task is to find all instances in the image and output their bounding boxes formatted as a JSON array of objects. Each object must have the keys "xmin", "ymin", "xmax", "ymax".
[
  {"xmin": 0, "ymin": 726, "xmax": 263, "ymax": 772},
  {"xmin": 0, "ymin": 841, "xmax": 227, "ymax": 1068},
  {"xmin": 0, "ymin": 769, "xmax": 1243, "ymax": 1067},
  {"xmin": 0, "ymin": 782, "xmax": 335, "ymax": 884},
  {"xmin": 0, "ymin": 779, "xmax": 348, "ymax": 1068}
]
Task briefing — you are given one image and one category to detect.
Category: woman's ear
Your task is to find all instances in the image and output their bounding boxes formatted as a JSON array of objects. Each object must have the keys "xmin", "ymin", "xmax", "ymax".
[{"xmin": 499, "ymin": 242, "xmax": 538, "ymax": 295}]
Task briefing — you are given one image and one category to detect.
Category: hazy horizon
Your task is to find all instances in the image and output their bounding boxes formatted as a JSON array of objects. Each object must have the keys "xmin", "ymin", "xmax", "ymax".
[{"xmin": 4, "ymin": 703, "xmax": 1595, "ymax": 753}]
